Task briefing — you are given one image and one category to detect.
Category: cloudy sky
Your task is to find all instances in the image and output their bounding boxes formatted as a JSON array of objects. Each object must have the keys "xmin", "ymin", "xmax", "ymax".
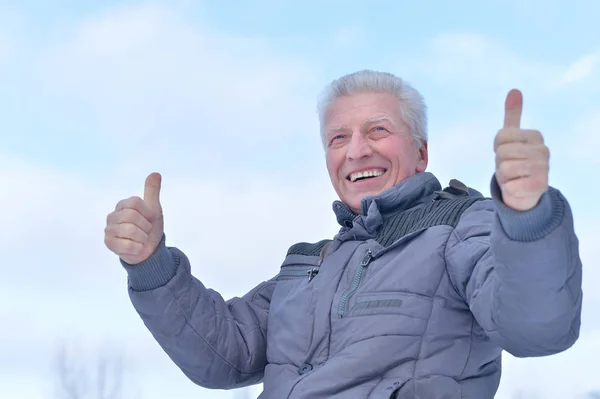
[{"xmin": 1, "ymin": 0, "xmax": 598, "ymax": 398}]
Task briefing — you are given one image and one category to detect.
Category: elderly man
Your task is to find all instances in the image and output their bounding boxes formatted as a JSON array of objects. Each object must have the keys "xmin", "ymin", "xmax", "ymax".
[{"xmin": 104, "ymin": 70, "xmax": 583, "ymax": 398}]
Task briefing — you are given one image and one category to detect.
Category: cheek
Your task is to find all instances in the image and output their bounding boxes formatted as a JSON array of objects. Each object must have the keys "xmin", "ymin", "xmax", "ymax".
[
  {"xmin": 325, "ymin": 152, "xmax": 341, "ymax": 177},
  {"xmin": 389, "ymin": 145, "xmax": 418, "ymax": 170}
]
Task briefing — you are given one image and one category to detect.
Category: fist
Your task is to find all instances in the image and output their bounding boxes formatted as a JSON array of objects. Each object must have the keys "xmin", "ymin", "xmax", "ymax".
[
  {"xmin": 104, "ymin": 172, "xmax": 165, "ymax": 265},
  {"xmin": 494, "ymin": 89, "xmax": 550, "ymax": 211}
]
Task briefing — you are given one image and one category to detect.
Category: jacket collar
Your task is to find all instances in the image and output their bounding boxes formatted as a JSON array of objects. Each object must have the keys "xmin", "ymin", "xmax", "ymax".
[{"xmin": 332, "ymin": 172, "xmax": 442, "ymax": 228}]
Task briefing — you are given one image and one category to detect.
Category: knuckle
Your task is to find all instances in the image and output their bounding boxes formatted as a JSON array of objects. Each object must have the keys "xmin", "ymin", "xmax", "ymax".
[
  {"xmin": 124, "ymin": 223, "xmax": 137, "ymax": 237},
  {"xmin": 530, "ymin": 129, "xmax": 544, "ymax": 142},
  {"xmin": 130, "ymin": 196, "xmax": 144, "ymax": 208},
  {"xmin": 115, "ymin": 198, "xmax": 127, "ymax": 210},
  {"xmin": 116, "ymin": 196, "xmax": 143, "ymax": 211},
  {"xmin": 123, "ymin": 240, "xmax": 135, "ymax": 252},
  {"xmin": 104, "ymin": 224, "xmax": 114, "ymax": 236},
  {"xmin": 121, "ymin": 208, "xmax": 135, "ymax": 223},
  {"xmin": 106, "ymin": 211, "xmax": 117, "ymax": 225}
]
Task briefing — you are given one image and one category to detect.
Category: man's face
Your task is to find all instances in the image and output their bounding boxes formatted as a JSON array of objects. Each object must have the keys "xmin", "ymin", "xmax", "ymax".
[{"xmin": 324, "ymin": 92, "xmax": 428, "ymax": 214}]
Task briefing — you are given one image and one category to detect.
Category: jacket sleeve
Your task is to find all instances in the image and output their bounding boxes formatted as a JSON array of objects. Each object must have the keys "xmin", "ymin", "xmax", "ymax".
[
  {"xmin": 121, "ymin": 235, "xmax": 276, "ymax": 389},
  {"xmin": 445, "ymin": 177, "xmax": 583, "ymax": 358}
]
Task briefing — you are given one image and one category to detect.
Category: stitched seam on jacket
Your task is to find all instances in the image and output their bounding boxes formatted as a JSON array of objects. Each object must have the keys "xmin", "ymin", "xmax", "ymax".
[
  {"xmin": 441, "ymin": 224, "xmax": 476, "ymax": 381},
  {"xmin": 443, "ymin": 224, "xmax": 466, "ymax": 304},
  {"xmin": 166, "ymin": 286, "xmax": 257, "ymax": 376},
  {"xmin": 325, "ymin": 246, "xmax": 362, "ymax": 362},
  {"xmin": 458, "ymin": 318, "xmax": 475, "ymax": 380},
  {"xmin": 443, "ymin": 201, "xmax": 491, "ymax": 304},
  {"xmin": 412, "ymin": 263, "xmax": 446, "ymax": 384},
  {"xmin": 250, "ymin": 281, "xmax": 276, "ymax": 303},
  {"xmin": 448, "ymin": 238, "xmax": 500, "ymax": 336}
]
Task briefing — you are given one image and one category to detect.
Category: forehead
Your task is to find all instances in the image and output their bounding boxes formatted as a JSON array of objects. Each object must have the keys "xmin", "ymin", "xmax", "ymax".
[{"xmin": 324, "ymin": 92, "xmax": 403, "ymax": 128}]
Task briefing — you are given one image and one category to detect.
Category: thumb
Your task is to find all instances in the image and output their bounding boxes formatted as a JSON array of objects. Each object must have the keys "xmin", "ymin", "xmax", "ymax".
[
  {"xmin": 144, "ymin": 172, "xmax": 162, "ymax": 209},
  {"xmin": 503, "ymin": 88, "xmax": 523, "ymax": 128}
]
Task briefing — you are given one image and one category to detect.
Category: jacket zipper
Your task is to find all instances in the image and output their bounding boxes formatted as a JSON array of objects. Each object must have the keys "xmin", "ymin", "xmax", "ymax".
[
  {"xmin": 276, "ymin": 268, "xmax": 319, "ymax": 282},
  {"xmin": 338, "ymin": 249, "xmax": 373, "ymax": 318}
]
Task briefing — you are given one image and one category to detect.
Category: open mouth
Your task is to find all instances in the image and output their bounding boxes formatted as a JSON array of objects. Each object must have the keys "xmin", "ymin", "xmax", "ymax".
[{"xmin": 347, "ymin": 169, "xmax": 387, "ymax": 182}]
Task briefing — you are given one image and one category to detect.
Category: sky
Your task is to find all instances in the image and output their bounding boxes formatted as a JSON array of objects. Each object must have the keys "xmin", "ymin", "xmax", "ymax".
[{"xmin": 0, "ymin": 0, "xmax": 598, "ymax": 398}]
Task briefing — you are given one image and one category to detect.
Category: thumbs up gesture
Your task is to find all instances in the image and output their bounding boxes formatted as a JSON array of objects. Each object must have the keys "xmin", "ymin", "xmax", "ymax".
[
  {"xmin": 494, "ymin": 89, "xmax": 550, "ymax": 211},
  {"xmin": 104, "ymin": 172, "xmax": 165, "ymax": 265}
]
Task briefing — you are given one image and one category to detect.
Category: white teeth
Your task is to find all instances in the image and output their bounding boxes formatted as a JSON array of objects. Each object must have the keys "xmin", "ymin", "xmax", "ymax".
[{"xmin": 349, "ymin": 169, "xmax": 384, "ymax": 182}]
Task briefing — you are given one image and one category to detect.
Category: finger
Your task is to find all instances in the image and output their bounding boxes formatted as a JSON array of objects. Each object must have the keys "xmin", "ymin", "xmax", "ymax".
[
  {"xmin": 494, "ymin": 128, "xmax": 544, "ymax": 149},
  {"xmin": 495, "ymin": 142, "xmax": 530, "ymax": 163},
  {"xmin": 114, "ymin": 196, "xmax": 154, "ymax": 221},
  {"xmin": 107, "ymin": 208, "xmax": 153, "ymax": 234},
  {"xmin": 496, "ymin": 159, "xmax": 548, "ymax": 185},
  {"xmin": 500, "ymin": 177, "xmax": 548, "ymax": 199},
  {"xmin": 105, "ymin": 222, "xmax": 149, "ymax": 244},
  {"xmin": 144, "ymin": 172, "xmax": 162, "ymax": 210},
  {"xmin": 495, "ymin": 142, "xmax": 549, "ymax": 163},
  {"xmin": 104, "ymin": 236, "xmax": 144, "ymax": 256},
  {"xmin": 504, "ymin": 89, "xmax": 523, "ymax": 129}
]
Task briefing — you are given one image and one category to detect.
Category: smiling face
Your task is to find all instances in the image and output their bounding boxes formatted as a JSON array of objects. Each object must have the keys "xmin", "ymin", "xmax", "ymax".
[{"xmin": 324, "ymin": 92, "xmax": 428, "ymax": 214}]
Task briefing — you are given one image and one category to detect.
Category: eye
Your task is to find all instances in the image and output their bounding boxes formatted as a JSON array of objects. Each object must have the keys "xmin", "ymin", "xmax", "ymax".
[
  {"xmin": 329, "ymin": 134, "xmax": 346, "ymax": 145},
  {"xmin": 370, "ymin": 126, "xmax": 389, "ymax": 138}
]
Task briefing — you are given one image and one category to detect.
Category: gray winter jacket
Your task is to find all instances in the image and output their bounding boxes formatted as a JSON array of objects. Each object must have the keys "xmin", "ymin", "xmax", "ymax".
[{"xmin": 122, "ymin": 172, "xmax": 583, "ymax": 399}]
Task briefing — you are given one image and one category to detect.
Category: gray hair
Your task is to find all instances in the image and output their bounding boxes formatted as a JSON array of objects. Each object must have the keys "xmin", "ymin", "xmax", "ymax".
[{"xmin": 317, "ymin": 69, "xmax": 428, "ymax": 149}]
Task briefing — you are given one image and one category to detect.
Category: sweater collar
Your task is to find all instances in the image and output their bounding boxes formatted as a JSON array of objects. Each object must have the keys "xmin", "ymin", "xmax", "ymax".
[{"xmin": 332, "ymin": 172, "xmax": 442, "ymax": 228}]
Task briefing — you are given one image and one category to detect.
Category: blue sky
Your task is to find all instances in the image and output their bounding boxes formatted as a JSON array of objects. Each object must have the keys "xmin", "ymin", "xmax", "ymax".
[{"xmin": 1, "ymin": 1, "xmax": 599, "ymax": 398}]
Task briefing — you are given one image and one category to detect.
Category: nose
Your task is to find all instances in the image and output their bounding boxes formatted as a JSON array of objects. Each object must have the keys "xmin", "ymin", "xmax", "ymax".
[{"xmin": 346, "ymin": 133, "xmax": 372, "ymax": 160}]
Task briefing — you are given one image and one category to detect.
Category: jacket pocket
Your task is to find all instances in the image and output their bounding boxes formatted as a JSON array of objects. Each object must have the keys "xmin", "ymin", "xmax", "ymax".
[
  {"xmin": 368, "ymin": 377, "xmax": 408, "ymax": 398},
  {"xmin": 331, "ymin": 291, "xmax": 433, "ymax": 357},
  {"xmin": 369, "ymin": 376, "xmax": 461, "ymax": 399},
  {"xmin": 348, "ymin": 291, "xmax": 433, "ymax": 319},
  {"xmin": 266, "ymin": 257, "xmax": 320, "ymax": 365}
]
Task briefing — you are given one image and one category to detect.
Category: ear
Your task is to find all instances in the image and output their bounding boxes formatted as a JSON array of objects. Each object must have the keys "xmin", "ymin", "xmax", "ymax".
[{"xmin": 416, "ymin": 142, "xmax": 428, "ymax": 173}]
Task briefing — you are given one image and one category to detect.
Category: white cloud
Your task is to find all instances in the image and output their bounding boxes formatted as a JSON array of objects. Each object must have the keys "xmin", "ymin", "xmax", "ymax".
[
  {"xmin": 405, "ymin": 33, "xmax": 599, "ymax": 97},
  {"xmin": 30, "ymin": 2, "xmax": 322, "ymax": 148},
  {"xmin": 404, "ymin": 33, "xmax": 560, "ymax": 91},
  {"xmin": 557, "ymin": 51, "xmax": 599, "ymax": 86}
]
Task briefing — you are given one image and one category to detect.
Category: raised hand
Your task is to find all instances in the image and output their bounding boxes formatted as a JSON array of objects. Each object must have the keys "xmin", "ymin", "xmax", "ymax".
[
  {"xmin": 494, "ymin": 89, "xmax": 550, "ymax": 211},
  {"xmin": 104, "ymin": 172, "xmax": 165, "ymax": 264}
]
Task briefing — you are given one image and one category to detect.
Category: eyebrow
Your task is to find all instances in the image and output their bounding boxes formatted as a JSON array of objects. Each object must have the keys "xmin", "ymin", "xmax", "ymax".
[
  {"xmin": 327, "ymin": 116, "xmax": 394, "ymax": 134},
  {"xmin": 325, "ymin": 125, "xmax": 348, "ymax": 141},
  {"xmin": 364, "ymin": 116, "xmax": 393, "ymax": 125}
]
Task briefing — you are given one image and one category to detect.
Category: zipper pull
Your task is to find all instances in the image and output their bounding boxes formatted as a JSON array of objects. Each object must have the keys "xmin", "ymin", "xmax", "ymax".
[
  {"xmin": 307, "ymin": 268, "xmax": 319, "ymax": 282},
  {"xmin": 360, "ymin": 249, "xmax": 373, "ymax": 267}
]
